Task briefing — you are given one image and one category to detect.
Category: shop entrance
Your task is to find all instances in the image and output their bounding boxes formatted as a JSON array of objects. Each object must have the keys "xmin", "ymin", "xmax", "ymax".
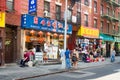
[
  {"xmin": 5, "ymin": 26, "xmax": 17, "ymax": 63},
  {"xmin": 106, "ymin": 41, "xmax": 111, "ymax": 57}
]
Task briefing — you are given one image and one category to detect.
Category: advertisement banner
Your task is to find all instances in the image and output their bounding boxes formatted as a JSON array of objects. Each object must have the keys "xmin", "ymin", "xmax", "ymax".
[
  {"xmin": 77, "ymin": 26, "xmax": 99, "ymax": 38},
  {"xmin": 0, "ymin": 12, "xmax": 5, "ymax": 27},
  {"xmin": 28, "ymin": 0, "xmax": 37, "ymax": 14}
]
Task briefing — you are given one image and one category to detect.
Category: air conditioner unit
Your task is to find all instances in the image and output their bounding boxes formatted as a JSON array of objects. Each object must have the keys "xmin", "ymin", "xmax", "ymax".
[
  {"xmin": 72, "ymin": 16, "xmax": 77, "ymax": 23},
  {"xmin": 44, "ymin": 10, "xmax": 51, "ymax": 18}
]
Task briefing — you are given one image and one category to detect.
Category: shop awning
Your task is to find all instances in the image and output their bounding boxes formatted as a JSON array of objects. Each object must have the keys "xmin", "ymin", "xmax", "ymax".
[{"xmin": 99, "ymin": 33, "xmax": 114, "ymax": 41}]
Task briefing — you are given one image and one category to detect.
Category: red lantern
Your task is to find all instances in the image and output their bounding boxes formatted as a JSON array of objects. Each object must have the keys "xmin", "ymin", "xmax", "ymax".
[
  {"xmin": 53, "ymin": 33, "xmax": 58, "ymax": 38},
  {"xmin": 38, "ymin": 31, "xmax": 43, "ymax": 36},
  {"xmin": 59, "ymin": 34, "xmax": 63, "ymax": 39},
  {"xmin": 30, "ymin": 30, "xmax": 35, "ymax": 35},
  {"xmin": 67, "ymin": 35, "xmax": 69, "ymax": 38},
  {"xmin": 46, "ymin": 32, "xmax": 51, "ymax": 36}
]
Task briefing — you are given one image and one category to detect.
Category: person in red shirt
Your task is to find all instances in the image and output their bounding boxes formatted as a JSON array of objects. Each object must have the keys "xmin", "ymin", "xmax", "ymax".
[{"xmin": 20, "ymin": 51, "xmax": 31, "ymax": 67}]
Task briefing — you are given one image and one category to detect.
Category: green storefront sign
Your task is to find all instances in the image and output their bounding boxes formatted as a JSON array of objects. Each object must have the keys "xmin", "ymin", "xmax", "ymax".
[{"xmin": 99, "ymin": 33, "xmax": 114, "ymax": 41}]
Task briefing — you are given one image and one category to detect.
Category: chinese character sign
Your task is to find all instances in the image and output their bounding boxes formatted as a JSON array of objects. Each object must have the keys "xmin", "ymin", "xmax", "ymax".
[
  {"xmin": 77, "ymin": 26, "xmax": 99, "ymax": 38},
  {"xmin": 0, "ymin": 12, "xmax": 5, "ymax": 27},
  {"xmin": 28, "ymin": 0, "xmax": 37, "ymax": 14}
]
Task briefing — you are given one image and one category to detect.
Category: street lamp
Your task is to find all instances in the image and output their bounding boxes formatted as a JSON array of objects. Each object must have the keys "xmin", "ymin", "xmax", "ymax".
[
  {"xmin": 64, "ymin": 0, "xmax": 68, "ymax": 51},
  {"xmin": 60, "ymin": 0, "xmax": 68, "ymax": 69}
]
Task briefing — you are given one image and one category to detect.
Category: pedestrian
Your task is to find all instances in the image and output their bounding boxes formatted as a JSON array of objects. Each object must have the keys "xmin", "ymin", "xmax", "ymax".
[
  {"xmin": 60, "ymin": 48, "xmax": 66, "ymax": 69},
  {"xmin": 20, "ymin": 50, "xmax": 30, "ymax": 67},
  {"xmin": 65, "ymin": 48, "xmax": 71, "ymax": 69},
  {"xmin": 111, "ymin": 47, "xmax": 116, "ymax": 62}
]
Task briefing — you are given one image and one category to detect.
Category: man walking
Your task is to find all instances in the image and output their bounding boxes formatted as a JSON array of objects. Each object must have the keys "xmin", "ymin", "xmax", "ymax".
[{"xmin": 65, "ymin": 48, "xmax": 71, "ymax": 69}]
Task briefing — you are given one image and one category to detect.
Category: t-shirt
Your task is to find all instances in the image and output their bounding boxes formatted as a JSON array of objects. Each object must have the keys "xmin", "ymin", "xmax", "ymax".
[
  {"xmin": 24, "ymin": 52, "xmax": 30, "ymax": 61},
  {"xmin": 65, "ymin": 50, "xmax": 70, "ymax": 59}
]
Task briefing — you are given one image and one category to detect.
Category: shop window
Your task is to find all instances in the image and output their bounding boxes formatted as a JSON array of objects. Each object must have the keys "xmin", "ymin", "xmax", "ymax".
[{"xmin": 6, "ymin": 0, "xmax": 14, "ymax": 11}]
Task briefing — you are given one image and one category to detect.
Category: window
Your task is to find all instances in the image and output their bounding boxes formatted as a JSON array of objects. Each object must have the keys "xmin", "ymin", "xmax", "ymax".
[
  {"xmin": 94, "ymin": 1, "xmax": 97, "ymax": 13},
  {"xmin": 84, "ymin": 14, "xmax": 88, "ymax": 27},
  {"xmin": 84, "ymin": 0, "xmax": 89, "ymax": 6},
  {"xmin": 107, "ymin": 23, "xmax": 110, "ymax": 33},
  {"xmin": 112, "ymin": 25, "xmax": 116, "ymax": 34},
  {"xmin": 100, "ymin": 4, "xmax": 103, "ymax": 15},
  {"xmin": 100, "ymin": 21, "xmax": 104, "ymax": 32},
  {"xmin": 113, "ymin": 10, "xmax": 115, "ymax": 17},
  {"xmin": 107, "ymin": 7, "xmax": 110, "ymax": 15},
  {"xmin": 94, "ymin": 19, "xmax": 97, "ymax": 28},
  {"xmin": 77, "ymin": 12, "xmax": 81, "ymax": 24},
  {"xmin": 113, "ymin": 25, "xmax": 115, "ymax": 30},
  {"xmin": 44, "ymin": 1, "xmax": 50, "ymax": 17},
  {"xmin": 44, "ymin": 1, "xmax": 50, "ymax": 12},
  {"xmin": 56, "ymin": 5, "xmax": 61, "ymax": 20},
  {"xmin": 67, "ymin": 9, "xmax": 72, "ymax": 22},
  {"xmin": 6, "ymin": 0, "xmax": 14, "ymax": 11},
  {"xmin": 117, "ymin": 26, "xmax": 120, "ymax": 33}
]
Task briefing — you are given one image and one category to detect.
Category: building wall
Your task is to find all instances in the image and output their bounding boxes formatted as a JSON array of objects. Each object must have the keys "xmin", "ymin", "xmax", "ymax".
[
  {"xmin": 91, "ymin": 0, "xmax": 101, "ymax": 29},
  {"xmin": 101, "ymin": 0, "xmax": 119, "ymax": 34}
]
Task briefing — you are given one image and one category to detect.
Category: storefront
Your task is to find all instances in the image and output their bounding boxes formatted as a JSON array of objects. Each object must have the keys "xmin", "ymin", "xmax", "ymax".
[
  {"xmin": 77, "ymin": 26, "xmax": 99, "ymax": 59},
  {"xmin": 114, "ymin": 36, "xmax": 120, "ymax": 56},
  {"xmin": 21, "ymin": 14, "xmax": 72, "ymax": 60},
  {"xmin": 99, "ymin": 33, "xmax": 115, "ymax": 57},
  {"xmin": 77, "ymin": 26, "xmax": 99, "ymax": 50}
]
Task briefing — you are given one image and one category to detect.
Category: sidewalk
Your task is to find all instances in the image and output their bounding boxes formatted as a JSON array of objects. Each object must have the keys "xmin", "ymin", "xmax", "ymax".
[{"xmin": 0, "ymin": 56, "xmax": 120, "ymax": 80}]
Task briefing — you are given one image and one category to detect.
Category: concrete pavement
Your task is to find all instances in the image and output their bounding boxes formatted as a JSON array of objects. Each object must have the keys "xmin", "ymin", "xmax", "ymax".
[{"xmin": 0, "ymin": 56, "xmax": 120, "ymax": 80}]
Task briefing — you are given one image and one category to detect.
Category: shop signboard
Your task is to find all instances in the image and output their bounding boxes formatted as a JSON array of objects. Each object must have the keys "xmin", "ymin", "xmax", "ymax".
[
  {"xmin": 77, "ymin": 26, "xmax": 99, "ymax": 38},
  {"xmin": 28, "ymin": 0, "xmax": 37, "ymax": 14},
  {"xmin": 0, "ymin": 12, "xmax": 5, "ymax": 27},
  {"xmin": 35, "ymin": 52, "xmax": 43, "ymax": 61},
  {"xmin": 21, "ymin": 14, "xmax": 72, "ymax": 34}
]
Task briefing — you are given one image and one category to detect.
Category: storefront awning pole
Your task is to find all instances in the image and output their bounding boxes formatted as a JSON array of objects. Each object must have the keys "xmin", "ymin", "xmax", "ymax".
[{"xmin": 64, "ymin": 0, "xmax": 67, "ymax": 51}]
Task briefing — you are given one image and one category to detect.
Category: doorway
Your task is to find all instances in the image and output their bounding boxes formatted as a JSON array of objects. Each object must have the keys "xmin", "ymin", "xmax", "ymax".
[{"xmin": 5, "ymin": 26, "xmax": 17, "ymax": 63}]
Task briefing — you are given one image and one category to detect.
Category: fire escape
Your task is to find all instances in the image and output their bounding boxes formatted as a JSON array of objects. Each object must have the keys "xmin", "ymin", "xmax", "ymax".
[{"xmin": 101, "ymin": 0, "xmax": 120, "ymax": 36}]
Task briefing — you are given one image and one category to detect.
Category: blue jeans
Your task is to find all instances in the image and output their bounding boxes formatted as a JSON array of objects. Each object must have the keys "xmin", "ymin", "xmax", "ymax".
[
  {"xmin": 65, "ymin": 58, "xmax": 71, "ymax": 69},
  {"xmin": 111, "ymin": 55, "xmax": 115, "ymax": 62}
]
